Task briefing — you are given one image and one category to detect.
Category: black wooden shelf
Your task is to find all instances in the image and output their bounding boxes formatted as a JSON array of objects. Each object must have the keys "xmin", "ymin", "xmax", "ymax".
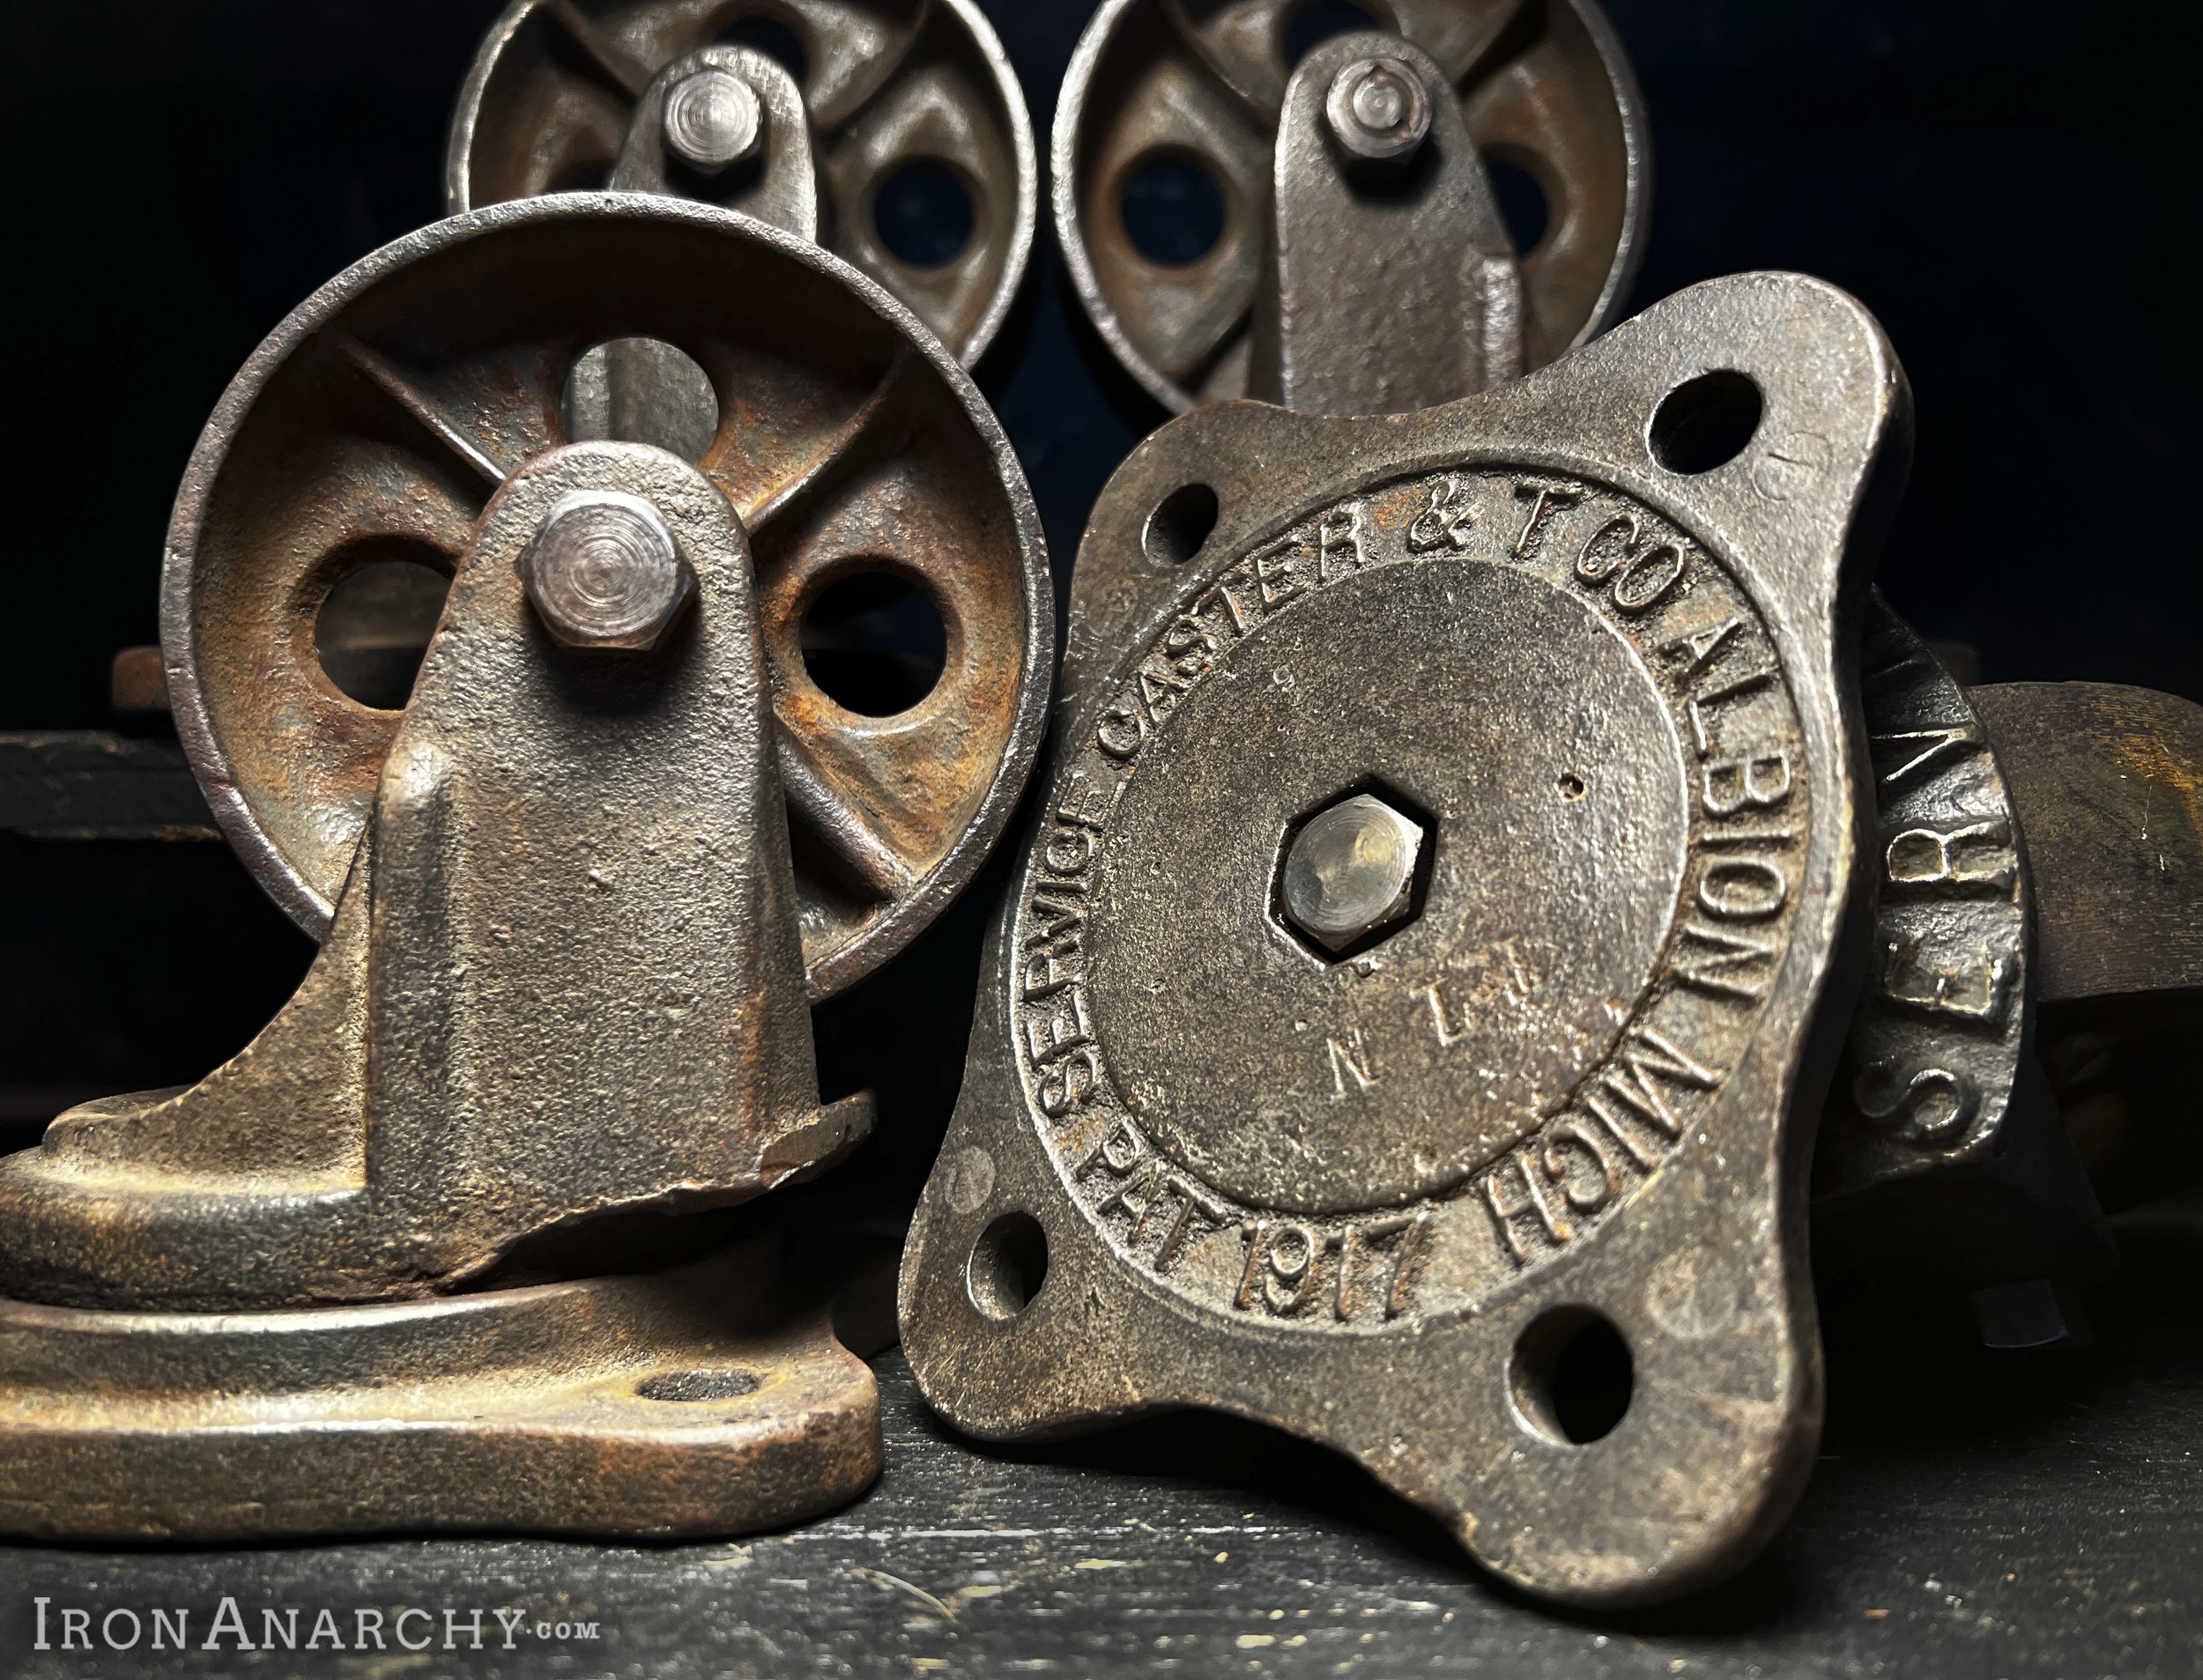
[{"xmin": 7, "ymin": 1266, "xmax": 2199, "ymax": 1678}]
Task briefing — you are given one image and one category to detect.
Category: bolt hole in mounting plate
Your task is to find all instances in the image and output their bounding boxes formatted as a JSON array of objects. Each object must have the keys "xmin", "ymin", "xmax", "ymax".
[
  {"xmin": 636, "ymin": 1365, "xmax": 764, "ymax": 1402},
  {"xmin": 1650, "ymin": 369, "xmax": 1765, "ymax": 475},
  {"xmin": 968, "ymin": 1210, "xmax": 1050, "ymax": 1321},
  {"xmin": 1143, "ymin": 481, "xmax": 1220, "ymax": 564},
  {"xmin": 1055, "ymin": 0, "xmax": 1650, "ymax": 411},
  {"xmin": 161, "ymin": 195, "xmax": 1051, "ymax": 1001},
  {"xmin": 1511, "ymin": 1306, "xmax": 1633, "ymax": 1445},
  {"xmin": 447, "ymin": 0, "xmax": 1036, "ymax": 369}
]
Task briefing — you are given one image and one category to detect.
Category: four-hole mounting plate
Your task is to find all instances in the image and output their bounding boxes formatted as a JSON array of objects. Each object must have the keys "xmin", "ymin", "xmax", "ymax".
[{"xmin": 900, "ymin": 273, "xmax": 1912, "ymax": 1609}]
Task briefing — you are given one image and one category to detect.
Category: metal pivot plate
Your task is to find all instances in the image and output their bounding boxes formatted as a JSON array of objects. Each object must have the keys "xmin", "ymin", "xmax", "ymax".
[
  {"xmin": 0, "ymin": 1243, "xmax": 885, "ymax": 1542},
  {"xmin": 448, "ymin": 0, "xmax": 1037, "ymax": 367},
  {"xmin": 1055, "ymin": 0, "xmax": 1649, "ymax": 411},
  {"xmin": 1245, "ymin": 30, "xmax": 1525, "ymax": 415},
  {"xmin": 901, "ymin": 273, "xmax": 1910, "ymax": 1608},
  {"xmin": 162, "ymin": 195, "xmax": 1050, "ymax": 1002}
]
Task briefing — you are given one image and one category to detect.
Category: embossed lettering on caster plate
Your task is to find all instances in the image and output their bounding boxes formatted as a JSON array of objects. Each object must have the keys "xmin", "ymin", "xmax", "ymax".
[
  {"xmin": 1058, "ymin": 0, "xmax": 2132, "ymax": 1327},
  {"xmin": 1813, "ymin": 619, "xmax": 2203, "ymax": 1336},
  {"xmin": 1810, "ymin": 602, "xmax": 2117, "ymax": 1323},
  {"xmin": 0, "ymin": 196, "xmax": 1050, "ymax": 1541},
  {"xmin": 901, "ymin": 273, "xmax": 1909, "ymax": 1608},
  {"xmin": 449, "ymin": 0, "xmax": 1037, "ymax": 368}
]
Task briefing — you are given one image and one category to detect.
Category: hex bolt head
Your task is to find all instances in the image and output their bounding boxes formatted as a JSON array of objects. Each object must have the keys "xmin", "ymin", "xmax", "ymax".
[
  {"xmin": 522, "ymin": 491, "xmax": 696, "ymax": 653},
  {"xmin": 1324, "ymin": 57, "xmax": 1433, "ymax": 165},
  {"xmin": 1280, "ymin": 792, "xmax": 1427, "ymax": 955},
  {"xmin": 663, "ymin": 66, "xmax": 764, "ymax": 174}
]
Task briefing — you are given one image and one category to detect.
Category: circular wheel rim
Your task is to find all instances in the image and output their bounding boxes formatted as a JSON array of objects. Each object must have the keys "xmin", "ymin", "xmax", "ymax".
[
  {"xmin": 161, "ymin": 194, "xmax": 1052, "ymax": 1000},
  {"xmin": 1054, "ymin": 0, "xmax": 1651, "ymax": 412},
  {"xmin": 447, "ymin": 0, "xmax": 1037, "ymax": 369}
]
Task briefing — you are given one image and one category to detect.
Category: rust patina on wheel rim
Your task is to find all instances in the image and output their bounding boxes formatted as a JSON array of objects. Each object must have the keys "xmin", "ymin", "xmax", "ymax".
[
  {"xmin": 448, "ymin": 0, "xmax": 1037, "ymax": 368},
  {"xmin": 161, "ymin": 194, "xmax": 1052, "ymax": 1001},
  {"xmin": 1053, "ymin": 0, "xmax": 1650, "ymax": 412}
]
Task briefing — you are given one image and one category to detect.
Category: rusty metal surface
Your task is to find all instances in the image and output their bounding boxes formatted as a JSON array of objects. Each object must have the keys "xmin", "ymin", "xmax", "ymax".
[
  {"xmin": 1811, "ymin": 603, "xmax": 2114, "ymax": 1314},
  {"xmin": 1054, "ymin": 0, "xmax": 1648, "ymax": 411},
  {"xmin": 0, "ymin": 197, "xmax": 1051, "ymax": 1310},
  {"xmin": 1804, "ymin": 678, "xmax": 2203, "ymax": 1321},
  {"xmin": 1245, "ymin": 32, "xmax": 1524, "ymax": 413},
  {"xmin": 0, "ymin": 196, "xmax": 1050, "ymax": 1542},
  {"xmin": 902, "ymin": 273, "xmax": 1912, "ymax": 1607},
  {"xmin": 1820, "ymin": 599, "xmax": 2043, "ymax": 1195},
  {"xmin": 1969, "ymin": 681, "xmax": 2203, "ymax": 1016},
  {"xmin": 1063, "ymin": 0, "xmax": 2137, "ymax": 1348},
  {"xmin": 0, "ymin": 431, "xmax": 868, "ymax": 1310},
  {"xmin": 158, "ymin": 195, "xmax": 1050, "ymax": 1002},
  {"xmin": 1812, "ymin": 674, "xmax": 2202, "ymax": 1310},
  {"xmin": 0, "ymin": 1240, "xmax": 882, "ymax": 1543},
  {"xmin": 107, "ymin": 645, "xmax": 170, "ymax": 717},
  {"xmin": 448, "ymin": 0, "xmax": 1037, "ymax": 367}
]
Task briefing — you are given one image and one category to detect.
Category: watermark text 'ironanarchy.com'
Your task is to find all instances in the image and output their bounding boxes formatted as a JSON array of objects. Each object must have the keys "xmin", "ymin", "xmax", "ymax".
[{"xmin": 31, "ymin": 1596, "xmax": 605, "ymax": 1654}]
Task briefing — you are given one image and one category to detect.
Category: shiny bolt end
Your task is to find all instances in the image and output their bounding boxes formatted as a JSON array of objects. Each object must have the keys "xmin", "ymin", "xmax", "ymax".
[
  {"xmin": 664, "ymin": 67, "xmax": 764, "ymax": 174},
  {"xmin": 1324, "ymin": 58, "xmax": 1432, "ymax": 164},
  {"xmin": 1280, "ymin": 792, "xmax": 1426, "ymax": 954},
  {"xmin": 523, "ymin": 491, "xmax": 695, "ymax": 652}
]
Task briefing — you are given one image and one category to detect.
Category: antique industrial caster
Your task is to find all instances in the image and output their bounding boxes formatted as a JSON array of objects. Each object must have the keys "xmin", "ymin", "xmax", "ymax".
[
  {"xmin": 1054, "ymin": 0, "xmax": 1649, "ymax": 410},
  {"xmin": 902, "ymin": 4, "xmax": 2202, "ymax": 1606},
  {"xmin": 897, "ymin": 263, "xmax": 2202, "ymax": 1598},
  {"xmin": 449, "ymin": 0, "xmax": 1036, "ymax": 366},
  {"xmin": 903, "ymin": 271, "xmax": 1909, "ymax": 1606},
  {"xmin": 0, "ymin": 194, "xmax": 1051, "ymax": 1541}
]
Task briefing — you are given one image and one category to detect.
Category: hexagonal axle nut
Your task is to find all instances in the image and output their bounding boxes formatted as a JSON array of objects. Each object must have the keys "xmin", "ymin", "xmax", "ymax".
[
  {"xmin": 521, "ymin": 490, "xmax": 698, "ymax": 653},
  {"xmin": 1280, "ymin": 791, "xmax": 1427, "ymax": 954}
]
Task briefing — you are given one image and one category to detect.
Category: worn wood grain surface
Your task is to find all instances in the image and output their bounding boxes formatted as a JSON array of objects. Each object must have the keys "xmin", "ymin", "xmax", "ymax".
[
  {"xmin": 0, "ymin": 734, "xmax": 213, "ymax": 842},
  {"xmin": 3, "ymin": 1276, "xmax": 2198, "ymax": 1680}
]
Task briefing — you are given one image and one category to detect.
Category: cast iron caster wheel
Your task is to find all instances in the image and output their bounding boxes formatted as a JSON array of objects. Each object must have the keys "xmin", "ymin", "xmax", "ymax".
[
  {"xmin": 449, "ymin": 0, "xmax": 1037, "ymax": 366},
  {"xmin": 1056, "ymin": 0, "xmax": 1649, "ymax": 410},
  {"xmin": 163, "ymin": 193, "xmax": 1052, "ymax": 999}
]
